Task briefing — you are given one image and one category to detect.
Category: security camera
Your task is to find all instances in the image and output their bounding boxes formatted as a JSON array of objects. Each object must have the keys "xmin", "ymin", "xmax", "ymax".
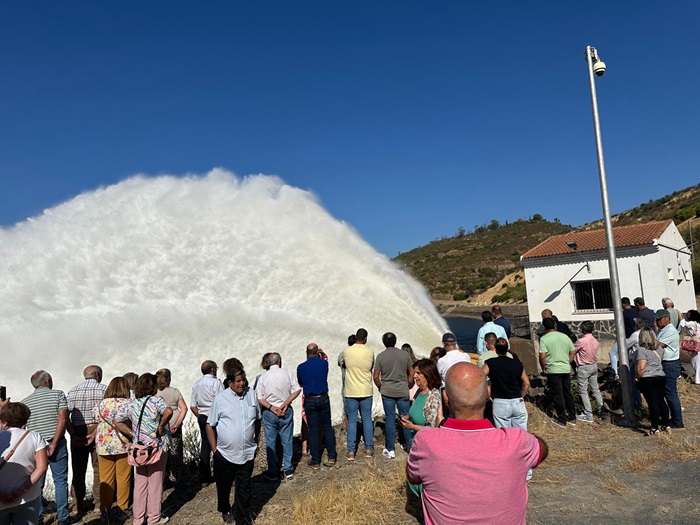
[{"xmin": 593, "ymin": 61, "xmax": 606, "ymax": 76}]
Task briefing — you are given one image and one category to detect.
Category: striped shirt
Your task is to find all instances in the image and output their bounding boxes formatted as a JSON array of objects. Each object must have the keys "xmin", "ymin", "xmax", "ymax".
[
  {"xmin": 256, "ymin": 365, "xmax": 301, "ymax": 407},
  {"xmin": 127, "ymin": 396, "xmax": 170, "ymax": 452},
  {"xmin": 190, "ymin": 374, "xmax": 224, "ymax": 417},
  {"xmin": 67, "ymin": 379, "xmax": 107, "ymax": 425},
  {"xmin": 21, "ymin": 387, "xmax": 68, "ymax": 442}
]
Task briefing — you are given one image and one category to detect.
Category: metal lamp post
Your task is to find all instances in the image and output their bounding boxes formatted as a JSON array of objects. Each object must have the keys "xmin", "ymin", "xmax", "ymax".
[{"xmin": 584, "ymin": 45, "xmax": 636, "ymax": 427}]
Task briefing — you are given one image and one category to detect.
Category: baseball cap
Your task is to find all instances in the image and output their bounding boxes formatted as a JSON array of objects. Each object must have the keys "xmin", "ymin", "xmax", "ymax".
[
  {"xmin": 654, "ymin": 309, "xmax": 670, "ymax": 320},
  {"xmin": 442, "ymin": 332, "xmax": 457, "ymax": 344}
]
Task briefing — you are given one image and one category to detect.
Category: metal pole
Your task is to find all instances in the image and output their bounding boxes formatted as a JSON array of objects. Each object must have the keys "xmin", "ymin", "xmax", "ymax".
[{"xmin": 585, "ymin": 46, "xmax": 636, "ymax": 427}]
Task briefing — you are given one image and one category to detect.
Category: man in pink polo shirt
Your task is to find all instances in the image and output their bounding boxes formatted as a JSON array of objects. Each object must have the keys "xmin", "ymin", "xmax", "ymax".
[
  {"xmin": 407, "ymin": 362, "xmax": 548, "ymax": 525},
  {"xmin": 573, "ymin": 320, "xmax": 604, "ymax": 423}
]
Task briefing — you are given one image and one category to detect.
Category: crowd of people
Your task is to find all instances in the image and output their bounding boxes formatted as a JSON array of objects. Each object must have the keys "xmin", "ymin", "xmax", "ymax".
[
  {"xmin": 538, "ymin": 296, "xmax": 700, "ymax": 435},
  {"xmin": 1, "ymin": 297, "xmax": 697, "ymax": 525}
]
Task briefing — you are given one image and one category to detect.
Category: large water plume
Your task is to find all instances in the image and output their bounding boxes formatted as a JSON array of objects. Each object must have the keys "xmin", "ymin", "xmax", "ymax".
[{"xmin": 0, "ymin": 169, "xmax": 447, "ymax": 427}]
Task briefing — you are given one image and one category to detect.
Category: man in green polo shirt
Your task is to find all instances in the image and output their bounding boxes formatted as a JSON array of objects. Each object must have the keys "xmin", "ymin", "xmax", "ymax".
[{"xmin": 539, "ymin": 318, "xmax": 576, "ymax": 427}]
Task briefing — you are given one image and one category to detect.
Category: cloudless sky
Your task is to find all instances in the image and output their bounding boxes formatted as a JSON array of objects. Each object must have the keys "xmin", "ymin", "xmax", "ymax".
[{"xmin": 1, "ymin": 1, "xmax": 698, "ymax": 256}]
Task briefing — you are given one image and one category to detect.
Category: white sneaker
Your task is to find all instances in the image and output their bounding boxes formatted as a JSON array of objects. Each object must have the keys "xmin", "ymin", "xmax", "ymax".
[{"xmin": 382, "ymin": 448, "xmax": 396, "ymax": 459}]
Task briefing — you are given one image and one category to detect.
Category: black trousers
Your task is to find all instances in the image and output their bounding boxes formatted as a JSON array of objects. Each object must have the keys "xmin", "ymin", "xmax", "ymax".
[
  {"xmin": 213, "ymin": 452, "xmax": 254, "ymax": 525},
  {"xmin": 547, "ymin": 373, "xmax": 576, "ymax": 422},
  {"xmin": 638, "ymin": 375, "xmax": 670, "ymax": 430},
  {"xmin": 198, "ymin": 414, "xmax": 214, "ymax": 483}
]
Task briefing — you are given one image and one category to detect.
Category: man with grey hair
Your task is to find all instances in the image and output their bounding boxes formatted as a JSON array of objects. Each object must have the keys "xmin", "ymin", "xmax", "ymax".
[
  {"xmin": 656, "ymin": 309, "xmax": 684, "ymax": 429},
  {"xmin": 22, "ymin": 371, "xmax": 77, "ymax": 525},
  {"xmin": 66, "ymin": 365, "xmax": 106, "ymax": 514},
  {"xmin": 661, "ymin": 298, "xmax": 682, "ymax": 329},
  {"xmin": 407, "ymin": 363, "xmax": 548, "ymax": 524},
  {"xmin": 257, "ymin": 353, "xmax": 301, "ymax": 480}
]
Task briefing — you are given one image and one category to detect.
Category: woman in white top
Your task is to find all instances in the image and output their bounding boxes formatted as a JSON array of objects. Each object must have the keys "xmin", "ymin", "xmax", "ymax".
[
  {"xmin": 0, "ymin": 402, "xmax": 48, "ymax": 525},
  {"xmin": 680, "ymin": 309, "xmax": 700, "ymax": 384}
]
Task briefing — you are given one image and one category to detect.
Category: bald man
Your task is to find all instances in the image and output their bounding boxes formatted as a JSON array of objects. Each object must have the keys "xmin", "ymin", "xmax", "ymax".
[
  {"xmin": 407, "ymin": 362, "xmax": 548, "ymax": 525},
  {"xmin": 66, "ymin": 365, "xmax": 106, "ymax": 513}
]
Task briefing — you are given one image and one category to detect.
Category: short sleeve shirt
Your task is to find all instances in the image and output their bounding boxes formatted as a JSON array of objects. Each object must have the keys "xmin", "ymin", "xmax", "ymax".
[
  {"xmin": 22, "ymin": 387, "xmax": 68, "ymax": 442},
  {"xmin": 657, "ymin": 323, "xmax": 680, "ymax": 361},
  {"xmin": 637, "ymin": 346, "xmax": 665, "ymax": 378},
  {"xmin": 0, "ymin": 428, "xmax": 47, "ymax": 510},
  {"xmin": 573, "ymin": 333, "xmax": 599, "ymax": 365},
  {"xmin": 374, "ymin": 347, "xmax": 413, "ymax": 398},
  {"xmin": 127, "ymin": 396, "xmax": 170, "ymax": 451},
  {"xmin": 407, "ymin": 418, "xmax": 542, "ymax": 525},
  {"xmin": 486, "ymin": 356, "xmax": 524, "ymax": 399},
  {"xmin": 539, "ymin": 331, "xmax": 575, "ymax": 374},
  {"xmin": 437, "ymin": 351, "xmax": 470, "ymax": 385},
  {"xmin": 207, "ymin": 387, "xmax": 261, "ymax": 464},
  {"xmin": 93, "ymin": 397, "xmax": 131, "ymax": 455},
  {"xmin": 158, "ymin": 387, "xmax": 184, "ymax": 429},
  {"xmin": 343, "ymin": 344, "xmax": 375, "ymax": 398}
]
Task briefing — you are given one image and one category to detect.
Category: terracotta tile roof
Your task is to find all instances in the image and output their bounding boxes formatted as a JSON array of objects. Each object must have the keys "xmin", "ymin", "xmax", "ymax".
[{"xmin": 521, "ymin": 220, "xmax": 673, "ymax": 259}]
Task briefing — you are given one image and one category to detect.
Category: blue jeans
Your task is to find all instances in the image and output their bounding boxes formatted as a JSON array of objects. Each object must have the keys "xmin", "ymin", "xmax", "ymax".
[
  {"xmin": 381, "ymin": 395, "xmax": 411, "ymax": 453},
  {"xmin": 40, "ymin": 438, "xmax": 69, "ymax": 522},
  {"xmin": 0, "ymin": 496, "xmax": 41, "ymax": 525},
  {"xmin": 492, "ymin": 398, "xmax": 528, "ymax": 430},
  {"xmin": 344, "ymin": 396, "xmax": 373, "ymax": 453},
  {"xmin": 305, "ymin": 395, "xmax": 337, "ymax": 465},
  {"xmin": 609, "ymin": 343, "xmax": 618, "ymax": 375},
  {"xmin": 262, "ymin": 407, "xmax": 294, "ymax": 475},
  {"xmin": 662, "ymin": 359, "xmax": 684, "ymax": 426}
]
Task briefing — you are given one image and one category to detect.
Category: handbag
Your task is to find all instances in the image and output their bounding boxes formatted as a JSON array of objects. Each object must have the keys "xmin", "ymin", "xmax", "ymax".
[
  {"xmin": 127, "ymin": 396, "xmax": 163, "ymax": 467},
  {"xmin": 680, "ymin": 322, "xmax": 700, "ymax": 353}
]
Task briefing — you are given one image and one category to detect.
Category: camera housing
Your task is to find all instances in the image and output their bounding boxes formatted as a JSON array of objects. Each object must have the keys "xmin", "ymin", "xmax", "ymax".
[{"xmin": 593, "ymin": 61, "xmax": 606, "ymax": 76}]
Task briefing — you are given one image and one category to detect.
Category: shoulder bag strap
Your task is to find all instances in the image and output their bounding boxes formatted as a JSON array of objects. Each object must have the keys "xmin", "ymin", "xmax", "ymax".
[
  {"xmin": 0, "ymin": 430, "xmax": 31, "ymax": 472},
  {"xmin": 99, "ymin": 406, "xmax": 128, "ymax": 444},
  {"xmin": 134, "ymin": 396, "xmax": 151, "ymax": 444}
]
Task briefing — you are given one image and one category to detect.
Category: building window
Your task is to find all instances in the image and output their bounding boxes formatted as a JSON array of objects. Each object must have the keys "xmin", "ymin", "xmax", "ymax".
[{"xmin": 572, "ymin": 280, "xmax": 613, "ymax": 312}]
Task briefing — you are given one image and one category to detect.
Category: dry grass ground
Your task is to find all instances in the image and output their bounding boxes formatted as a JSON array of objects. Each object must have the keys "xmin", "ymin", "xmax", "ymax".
[{"xmin": 77, "ymin": 378, "xmax": 699, "ymax": 525}]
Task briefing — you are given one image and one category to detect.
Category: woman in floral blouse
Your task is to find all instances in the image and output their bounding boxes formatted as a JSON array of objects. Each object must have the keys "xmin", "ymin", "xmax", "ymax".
[
  {"xmin": 91, "ymin": 376, "xmax": 132, "ymax": 521},
  {"xmin": 401, "ymin": 359, "xmax": 443, "ymax": 498},
  {"xmin": 400, "ymin": 359, "xmax": 443, "ymax": 444}
]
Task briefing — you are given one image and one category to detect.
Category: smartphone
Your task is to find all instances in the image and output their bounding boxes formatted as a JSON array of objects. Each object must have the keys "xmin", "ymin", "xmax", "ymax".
[{"xmin": 0, "ymin": 386, "xmax": 6, "ymax": 401}]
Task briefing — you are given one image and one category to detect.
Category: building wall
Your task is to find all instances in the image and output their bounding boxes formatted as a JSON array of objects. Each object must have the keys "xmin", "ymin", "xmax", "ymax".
[{"xmin": 522, "ymin": 223, "xmax": 696, "ymax": 334}]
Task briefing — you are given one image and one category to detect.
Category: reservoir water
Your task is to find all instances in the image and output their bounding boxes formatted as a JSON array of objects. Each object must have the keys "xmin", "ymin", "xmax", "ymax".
[{"xmin": 444, "ymin": 316, "xmax": 483, "ymax": 353}]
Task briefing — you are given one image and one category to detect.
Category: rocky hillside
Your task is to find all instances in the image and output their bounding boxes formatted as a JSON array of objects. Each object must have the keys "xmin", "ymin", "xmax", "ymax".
[
  {"xmin": 394, "ymin": 183, "xmax": 700, "ymax": 304},
  {"xmin": 394, "ymin": 218, "xmax": 572, "ymax": 302}
]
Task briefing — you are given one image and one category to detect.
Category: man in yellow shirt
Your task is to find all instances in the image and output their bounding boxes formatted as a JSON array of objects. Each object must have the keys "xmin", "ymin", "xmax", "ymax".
[{"xmin": 342, "ymin": 328, "xmax": 375, "ymax": 460}]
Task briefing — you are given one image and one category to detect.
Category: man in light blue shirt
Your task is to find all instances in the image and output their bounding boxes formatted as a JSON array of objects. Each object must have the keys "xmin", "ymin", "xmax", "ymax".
[
  {"xmin": 207, "ymin": 367, "xmax": 261, "ymax": 525},
  {"xmin": 655, "ymin": 309, "xmax": 683, "ymax": 429},
  {"xmin": 476, "ymin": 310, "xmax": 508, "ymax": 354}
]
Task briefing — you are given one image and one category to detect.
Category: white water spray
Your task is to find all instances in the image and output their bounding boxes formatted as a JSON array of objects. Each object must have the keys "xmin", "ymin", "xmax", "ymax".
[{"xmin": 1, "ymin": 169, "xmax": 447, "ymax": 427}]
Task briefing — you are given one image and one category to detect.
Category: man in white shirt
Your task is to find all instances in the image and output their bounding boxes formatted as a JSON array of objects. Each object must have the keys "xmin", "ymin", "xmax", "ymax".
[
  {"xmin": 437, "ymin": 332, "xmax": 469, "ymax": 386},
  {"xmin": 257, "ymin": 353, "xmax": 301, "ymax": 480},
  {"xmin": 207, "ymin": 367, "xmax": 260, "ymax": 525},
  {"xmin": 476, "ymin": 311, "xmax": 509, "ymax": 355},
  {"xmin": 191, "ymin": 360, "xmax": 223, "ymax": 484}
]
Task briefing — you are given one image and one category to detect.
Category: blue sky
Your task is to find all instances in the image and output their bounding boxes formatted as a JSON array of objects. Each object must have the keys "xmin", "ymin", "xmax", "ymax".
[{"xmin": 1, "ymin": 1, "xmax": 698, "ymax": 257}]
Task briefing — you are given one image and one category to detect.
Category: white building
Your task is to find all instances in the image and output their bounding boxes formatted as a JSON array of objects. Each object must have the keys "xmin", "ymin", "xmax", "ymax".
[{"xmin": 521, "ymin": 219, "xmax": 696, "ymax": 338}]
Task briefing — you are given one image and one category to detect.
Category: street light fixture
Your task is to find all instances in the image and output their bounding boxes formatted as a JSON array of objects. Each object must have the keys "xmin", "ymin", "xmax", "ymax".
[
  {"xmin": 565, "ymin": 240, "xmax": 591, "ymax": 273},
  {"xmin": 584, "ymin": 45, "xmax": 636, "ymax": 427}
]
